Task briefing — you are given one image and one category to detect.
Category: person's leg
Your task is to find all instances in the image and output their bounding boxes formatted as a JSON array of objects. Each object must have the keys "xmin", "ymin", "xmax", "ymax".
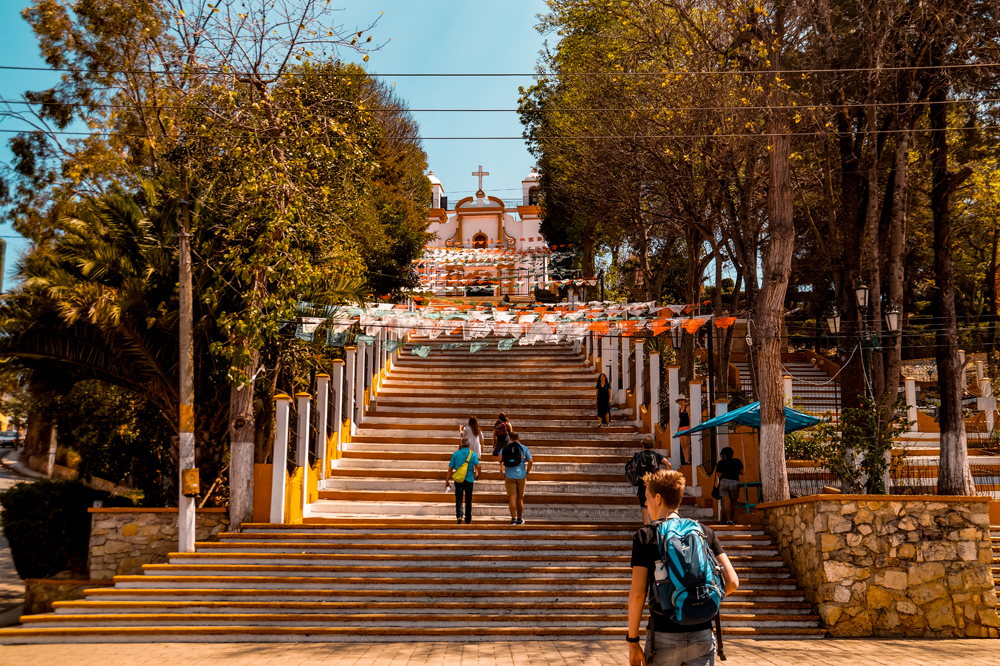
[
  {"xmin": 680, "ymin": 436, "xmax": 691, "ymax": 465},
  {"xmin": 454, "ymin": 482, "xmax": 463, "ymax": 522},
  {"xmin": 516, "ymin": 479, "xmax": 526, "ymax": 521},
  {"xmin": 464, "ymin": 481, "xmax": 473, "ymax": 524},
  {"xmin": 505, "ymin": 478, "xmax": 517, "ymax": 520},
  {"xmin": 721, "ymin": 495, "xmax": 732, "ymax": 524},
  {"xmin": 678, "ymin": 628, "xmax": 716, "ymax": 666}
]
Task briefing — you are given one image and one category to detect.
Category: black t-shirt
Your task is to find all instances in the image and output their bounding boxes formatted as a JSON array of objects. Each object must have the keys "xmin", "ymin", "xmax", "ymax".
[
  {"xmin": 716, "ymin": 458, "xmax": 744, "ymax": 481},
  {"xmin": 597, "ymin": 383, "xmax": 611, "ymax": 405},
  {"xmin": 635, "ymin": 451, "xmax": 666, "ymax": 495},
  {"xmin": 630, "ymin": 520, "xmax": 725, "ymax": 633}
]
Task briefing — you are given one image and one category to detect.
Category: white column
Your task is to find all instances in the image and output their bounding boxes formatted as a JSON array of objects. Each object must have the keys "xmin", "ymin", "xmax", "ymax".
[
  {"xmin": 295, "ymin": 392, "xmax": 311, "ymax": 518},
  {"xmin": 667, "ymin": 365, "xmax": 680, "ymax": 470},
  {"xmin": 584, "ymin": 333, "xmax": 591, "ymax": 365},
  {"xmin": 345, "ymin": 347, "xmax": 356, "ymax": 435},
  {"xmin": 270, "ymin": 394, "xmax": 291, "ymax": 524},
  {"xmin": 959, "ymin": 350, "xmax": 967, "ymax": 390},
  {"xmin": 634, "ymin": 339, "xmax": 644, "ymax": 410},
  {"xmin": 715, "ymin": 400, "xmax": 730, "ymax": 452},
  {"xmin": 355, "ymin": 340, "xmax": 367, "ymax": 425},
  {"xmin": 610, "ymin": 332, "xmax": 620, "ymax": 404},
  {"xmin": 332, "ymin": 360, "xmax": 344, "ymax": 462},
  {"xmin": 601, "ymin": 334, "xmax": 612, "ymax": 380},
  {"xmin": 904, "ymin": 376, "xmax": 918, "ymax": 433},
  {"xmin": 976, "ymin": 360, "xmax": 985, "ymax": 383},
  {"xmin": 649, "ymin": 351, "xmax": 661, "ymax": 435},
  {"xmin": 980, "ymin": 377, "xmax": 995, "ymax": 435},
  {"xmin": 621, "ymin": 337, "xmax": 631, "ymax": 403},
  {"xmin": 783, "ymin": 375, "xmax": 794, "ymax": 407},
  {"xmin": 689, "ymin": 381, "xmax": 703, "ymax": 487},
  {"xmin": 315, "ymin": 374, "xmax": 329, "ymax": 480}
]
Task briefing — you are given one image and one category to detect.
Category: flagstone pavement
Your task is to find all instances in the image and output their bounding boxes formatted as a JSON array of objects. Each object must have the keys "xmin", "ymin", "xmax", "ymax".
[{"xmin": 1, "ymin": 639, "xmax": 998, "ymax": 666}]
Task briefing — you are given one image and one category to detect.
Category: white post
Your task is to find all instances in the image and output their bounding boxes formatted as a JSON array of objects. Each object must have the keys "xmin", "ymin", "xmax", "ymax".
[
  {"xmin": 315, "ymin": 374, "xmax": 329, "ymax": 480},
  {"xmin": 345, "ymin": 347, "xmax": 356, "ymax": 435},
  {"xmin": 715, "ymin": 400, "xmax": 730, "ymax": 451},
  {"xmin": 355, "ymin": 340, "xmax": 366, "ymax": 425},
  {"xmin": 904, "ymin": 376, "xmax": 918, "ymax": 433},
  {"xmin": 332, "ymin": 360, "xmax": 344, "ymax": 464},
  {"xmin": 649, "ymin": 351, "xmax": 661, "ymax": 435},
  {"xmin": 601, "ymin": 334, "xmax": 612, "ymax": 381},
  {"xmin": 783, "ymin": 375, "xmax": 794, "ymax": 407},
  {"xmin": 585, "ymin": 333, "xmax": 591, "ymax": 366},
  {"xmin": 689, "ymin": 381, "xmax": 703, "ymax": 487},
  {"xmin": 621, "ymin": 336, "xmax": 631, "ymax": 405},
  {"xmin": 959, "ymin": 350, "xmax": 967, "ymax": 390},
  {"xmin": 270, "ymin": 394, "xmax": 291, "ymax": 524},
  {"xmin": 610, "ymin": 332, "xmax": 619, "ymax": 404},
  {"xmin": 634, "ymin": 339, "xmax": 644, "ymax": 411},
  {"xmin": 976, "ymin": 360, "xmax": 985, "ymax": 383},
  {"xmin": 295, "ymin": 392, "xmax": 311, "ymax": 518},
  {"xmin": 46, "ymin": 425, "xmax": 57, "ymax": 478},
  {"xmin": 980, "ymin": 377, "xmax": 995, "ymax": 436},
  {"xmin": 668, "ymin": 365, "xmax": 680, "ymax": 470}
]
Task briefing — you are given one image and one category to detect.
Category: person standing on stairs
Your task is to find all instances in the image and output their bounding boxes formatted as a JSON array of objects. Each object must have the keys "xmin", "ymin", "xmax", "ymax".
[
  {"xmin": 597, "ymin": 373, "xmax": 612, "ymax": 427},
  {"xmin": 460, "ymin": 416, "xmax": 483, "ymax": 457},
  {"xmin": 676, "ymin": 397, "xmax": 691, "ymax": 466},
  {"xmin": 714, "ymin": 447, "xmax": 744, "ymax": 526},
  {"xmin": 501, "ymin": 431, "xmax": 533, "ymax": 525},
  {"xmin": 492, "ymin": 412, "xmax": 512, "ymax": 456},
  {"xmin": 635, "ymin": 434, "xmax": 671, "ymax": 525},
  {"xmin": 627, "ymin": 470, "xmax": 739, "ymax": 666},
  {"xmin": 446, "ymin": 438, "xmax": 481, "ymax": 524}
]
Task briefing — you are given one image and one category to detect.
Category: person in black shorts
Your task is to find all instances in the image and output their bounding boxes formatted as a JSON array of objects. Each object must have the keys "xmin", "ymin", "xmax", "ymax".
[
  {"xmin": 714, "ymin": 447, "xmax": 745, "ymax": 525},
  {"xmin": 636, "ymin": 434, "xmax": 671, "ymax": 524},
  {"xmin": 676, "ymin": 397, "xmax": 691, "ymax": 466},
  {"xmin": 596, "ymin": 373, "xmax": 612, "ymax": 427},
  {"xmin": 627, "ymin": 470, "xmax": 739, "ymax": 666}
]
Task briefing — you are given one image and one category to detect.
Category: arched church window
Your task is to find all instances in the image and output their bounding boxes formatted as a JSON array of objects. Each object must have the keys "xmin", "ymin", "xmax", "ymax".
[
  {"xmin": 528, "ymin": 187, "xmax": 538, "ymax": 205},
  {"xmin": 472, "ymin": 233, "xmax": 488, "ymax": 249}
]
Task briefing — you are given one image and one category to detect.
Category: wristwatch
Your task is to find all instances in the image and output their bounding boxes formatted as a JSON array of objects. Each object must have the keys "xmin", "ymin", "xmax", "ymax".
[{"xmin": 626, "ymin": 635, "xmax": 641, "ymax": 644}]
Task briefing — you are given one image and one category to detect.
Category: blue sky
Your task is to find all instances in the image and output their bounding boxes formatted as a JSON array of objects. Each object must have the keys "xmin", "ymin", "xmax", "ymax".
[{"xmin": 0, "ymin": 0, "xmax": 551, "ymax": 284}]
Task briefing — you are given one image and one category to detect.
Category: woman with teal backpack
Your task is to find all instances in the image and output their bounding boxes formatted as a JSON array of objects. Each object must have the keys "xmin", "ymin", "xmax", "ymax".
[{"xmin": 446, "ymin": 437, "xmax": 482, "ymax": 524}]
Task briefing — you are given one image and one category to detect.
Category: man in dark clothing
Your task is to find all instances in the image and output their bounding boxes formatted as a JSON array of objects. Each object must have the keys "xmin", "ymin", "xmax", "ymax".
[
  {"xmin": 636, "ymin": 434, "xmax": 671, "ymax": 525},
  {"xmin": 627, "ymin": 470, "xmax": 739, "ymax": 666},
  {"xmin": 714, "ymin": 447, "xmax": 745, "ymax": 525}
]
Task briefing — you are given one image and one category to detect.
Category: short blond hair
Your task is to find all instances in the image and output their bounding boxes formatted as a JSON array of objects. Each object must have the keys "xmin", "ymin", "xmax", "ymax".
[{"xmin": 643, "ymin": 469, "xmax": 685, "ymax": 509}]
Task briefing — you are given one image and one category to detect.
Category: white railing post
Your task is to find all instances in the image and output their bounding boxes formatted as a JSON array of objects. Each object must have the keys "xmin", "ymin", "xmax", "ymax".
[
  {"xmin": 315, "ymin": 374, "xmax": 329, "ymax": 480},
  {"xmin": 332, "ymin": 360, "xmax": 344, "ymax": 463},
  {"xmin": 295, "ymin": 392, "xmax": 311, "ymax": 519},
  {"xmin": 621, "ymin": 336, "xmax": 631, "ymax": 406},
  {"xmin": 610, "ymin": 332, "xmax": 619, "ymax": 404},
  {"xmin": 270, "ymin": 394, "xmax": 292, "ymax": 524},
  {"xmin": 979, "ymin": 377, "xmax": 995, "ymax": 436},
  {"xmin": 345, "ymin": 347, "xmax": 356, "ymax": 435},
  {"xmin": 783, "ymin": 375, "xmax": 794, "ymax": 407},
  {"xmin": 904, "ymin": 376, "xmax": 918, "ymax": 433},
  {"xmin": 689, "ymin": 381, "xmax": 703, "ymax": 487},
  {"xmin": 649, "ymin": 351, "xmax": 661, "ymax": 435},
  {"xmin": 668, "ymin": 365, "xmax": 680, "ymax": 470},
  {"xmin": 355, "ymin": 340, "xmax": 367, "ymax": 425},
  {"xmin": 634, "ymin": 339, "xmax": 644, "ymax": 411}
]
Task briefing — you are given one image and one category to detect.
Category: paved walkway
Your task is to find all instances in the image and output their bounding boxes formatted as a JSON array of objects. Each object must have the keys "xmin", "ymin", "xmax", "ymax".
[
  {"xmin": 0, "ymin": 447, "xmax": 30, "ymax": 602},
  {"xmin": 1, "ymin": 640, "xmax": 999, "ymax": 665}
]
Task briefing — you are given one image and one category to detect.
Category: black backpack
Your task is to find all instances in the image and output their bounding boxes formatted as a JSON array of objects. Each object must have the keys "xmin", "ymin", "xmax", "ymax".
[
  {"xmin": 625, "ymin": 450, "xmax": 660, "ymax": 486},
  {"xmin": 501, "ymin": 442, "xmax": 524, "ymax": 468}
]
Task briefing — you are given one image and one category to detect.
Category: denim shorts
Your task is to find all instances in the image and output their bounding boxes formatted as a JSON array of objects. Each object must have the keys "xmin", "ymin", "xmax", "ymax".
[{"xmin": 644, "ymin": 627, "xmax": 716, "ymax": 666}]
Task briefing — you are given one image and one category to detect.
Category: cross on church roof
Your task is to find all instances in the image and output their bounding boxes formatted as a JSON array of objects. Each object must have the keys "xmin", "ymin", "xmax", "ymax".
[{"xmin": 472, "ymin": 165, "xmax": 490, "ymax": 192}]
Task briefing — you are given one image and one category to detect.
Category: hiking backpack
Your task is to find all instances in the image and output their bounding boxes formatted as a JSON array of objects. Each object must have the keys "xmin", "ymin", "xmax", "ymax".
[
  {"xmin": 501, "ymin": 442, "xmax": 524, "ymax": 468},
  {"xmin": 494, "ymin": 422, "xmax": 510, "ymax": 444},
  {"xmin": 649, "ymin": 518, "xmax": 724, "ymax": 625},
  {"xmin": 625, "ymin": 450, "xmax": 660, "ymax": 487}
]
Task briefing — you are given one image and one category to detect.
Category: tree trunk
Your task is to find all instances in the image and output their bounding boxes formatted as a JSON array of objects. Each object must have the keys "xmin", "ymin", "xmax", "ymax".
[
  {"xmin": 930, "ymin": 71, "xmax": 975, "ymax": 495},
  {"xmin": 758, "ymin": 7, "xmax": 794, "ymax": 504},
  {"xmin": 880, "ymin": 127, "xmax": 909, "ymax": 409},
  {"xmin": 229, "ymin": 352, "xmax": 258, "ymax": 529}
]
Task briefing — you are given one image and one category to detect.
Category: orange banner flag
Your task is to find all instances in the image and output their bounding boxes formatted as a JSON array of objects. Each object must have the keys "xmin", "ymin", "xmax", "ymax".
[
  {"xmin": 589, "ymin": 322, "xmax": 610, "ymax": 335},
  {"xmin": 682, "ymin": 318, "xmax": 708, "ymax": 334},
  {"xmin": 714, "ymin": 316, "xmax": 737, "ymax": 329}
]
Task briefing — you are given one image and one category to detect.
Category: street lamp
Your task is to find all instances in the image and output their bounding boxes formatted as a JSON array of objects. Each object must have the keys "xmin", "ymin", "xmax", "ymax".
[
  {"xmin": 885, "ymin": 303, "xmax": 901, "ymax": 334},
  {"xmin": 671, "ymin": 321, "xmax": 683, "ymax": 350},
  {"xmin": 826, "ymin": 305, "xmax": 841, "ymax": 336},
  {"xmin": 596, "ymin": 268, "xmax": 606, "ymax": 302},
  {"xmin": 854, "ymin": 282, "xmax": 870, "ymax": 311}
]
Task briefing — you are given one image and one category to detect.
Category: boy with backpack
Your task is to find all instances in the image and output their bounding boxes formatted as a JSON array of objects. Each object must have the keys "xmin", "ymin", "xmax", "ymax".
[
  {"xmin": 627, "ymin": 470, "xmax": 739, "ymax": 666},
  {"xmin": 500, "ymin": 431, "xmax": 532, "ymax": 525},
  {"xmin": 625, "ymin": 434, "xmax": 671, "ymax": 524}
]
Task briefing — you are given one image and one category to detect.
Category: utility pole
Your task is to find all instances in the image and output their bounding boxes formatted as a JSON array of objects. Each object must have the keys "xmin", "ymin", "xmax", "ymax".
[{"xmin": 178, "ymin": 167, "xmax": 197, "ymax": 552}]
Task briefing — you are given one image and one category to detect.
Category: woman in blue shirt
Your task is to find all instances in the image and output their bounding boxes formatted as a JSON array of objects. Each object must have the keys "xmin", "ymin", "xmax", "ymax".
[{"xmin": 446, "ymin": 440, "xmax": 482, "ymax": 524}]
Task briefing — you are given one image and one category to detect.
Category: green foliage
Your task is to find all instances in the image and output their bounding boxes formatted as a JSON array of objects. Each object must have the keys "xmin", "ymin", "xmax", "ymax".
[{"xmin": 0, "ymin": 479, "xmax": 134, "ymax": 579}]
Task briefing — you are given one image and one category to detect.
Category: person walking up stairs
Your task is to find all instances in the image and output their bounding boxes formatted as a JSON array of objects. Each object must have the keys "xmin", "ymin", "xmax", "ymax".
[{"xmin": 501, "ymin": 431, "xmax": 532, "ymax": 525}]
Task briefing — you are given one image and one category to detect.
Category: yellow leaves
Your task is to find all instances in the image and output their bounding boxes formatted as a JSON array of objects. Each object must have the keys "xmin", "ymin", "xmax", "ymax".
[{"xmin": 363, "ymin": 55, "xmax": 369, "ymax": 62}]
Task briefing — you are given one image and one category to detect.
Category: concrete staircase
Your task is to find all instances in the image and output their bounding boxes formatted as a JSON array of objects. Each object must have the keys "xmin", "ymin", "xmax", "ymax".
[
  {"xmin": 0, "ymin": 522, "xmax": 824, "ymax": 643},
  {"xmin": 0, "ymin": 334, "xmax": 826, "ymax": 643},
  {"xmin": 314, "ymin": 335, "xmax": 710, "ymax": 522},
  {"xmin": 733, "ymin": 357, "xmax": 840, "ymax": 415}
]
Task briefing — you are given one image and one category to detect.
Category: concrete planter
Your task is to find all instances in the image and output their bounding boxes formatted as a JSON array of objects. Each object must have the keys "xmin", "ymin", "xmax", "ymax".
[{"xmin": 760, "ymin": 494, "xmax": 998, "ymax": 638}]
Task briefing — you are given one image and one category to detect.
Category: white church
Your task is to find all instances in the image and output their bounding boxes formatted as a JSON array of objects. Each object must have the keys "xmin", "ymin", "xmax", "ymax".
[{"xmin": 417, "ymin": 167, "xmax": 550, "ymax": 298}]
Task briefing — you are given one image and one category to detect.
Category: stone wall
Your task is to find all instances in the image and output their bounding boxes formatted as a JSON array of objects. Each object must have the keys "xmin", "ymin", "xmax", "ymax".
[
  {"xmin": 760, "ymin": 495, "xmax": 998, "ymax": 638},
  {"xmin": 88, "ymin": 508, "xmax": 228, "ymax": 579},
  {"xmin": 24, "ymin": 578, "xmax": 113, "ymax": 615}
]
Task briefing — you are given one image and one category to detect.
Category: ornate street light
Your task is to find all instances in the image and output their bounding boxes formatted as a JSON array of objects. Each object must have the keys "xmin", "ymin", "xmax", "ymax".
[
  {"xmin": 671, "ymin": 321, "xmax": 683, "ymax": 350},
  {"xmin": 854, "ymin": 282, "xmax": 870, "ymax": 310},
  {"xmin": 885, "ymin": 303, "xmax": 901, "ymax": 334},
  {"xmin": 826, "ymin": 305, "xmax": 841, "ymax": 336}
]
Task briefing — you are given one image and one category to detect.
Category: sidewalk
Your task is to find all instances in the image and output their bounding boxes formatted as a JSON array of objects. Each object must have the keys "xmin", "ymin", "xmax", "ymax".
[{"xmin": 1, "ymin": 639, "xmax": 999, "ymax": 665}]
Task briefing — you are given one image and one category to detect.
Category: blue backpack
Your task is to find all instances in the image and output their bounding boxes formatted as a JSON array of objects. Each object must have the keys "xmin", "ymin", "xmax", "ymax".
[{"xmin": 650, "ymin": 518, "xmax": 724, "ymax": 625}]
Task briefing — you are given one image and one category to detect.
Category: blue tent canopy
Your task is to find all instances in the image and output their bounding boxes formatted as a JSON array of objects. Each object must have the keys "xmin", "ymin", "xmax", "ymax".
[{"xmin": 672, "ymin": 401, "xmax": 822, "ymax": 437}]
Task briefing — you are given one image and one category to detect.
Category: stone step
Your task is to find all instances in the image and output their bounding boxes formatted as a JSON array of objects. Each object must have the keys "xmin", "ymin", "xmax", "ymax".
[
  {"xmin": 340, "ymin": 442, "xmax": 638, "ymax": 457},
  {"xmin": 165, "ymin": 552, "xmax": 784, "ymax": 566},
  {"xmin": 339, "ymin": 450, "xmax": 631, "ymax": 464},
  {"xmin": 322, "ymin": 478, "xmax": 641, "ymax": 495},
  {"xmin": 307, "ymin": 500, "xmax": 714, "ymax": 521},
  {"xmin": 330, "ymin": 460, "xmax": 628, "ymax": 474},
  {"xmin": 325, "ymin": 468, "xmax": 626, "ymax": 483},
  {"xmin": 351, "ymin": 429, "xmax": 642, "ymax": 442},
  {"xmin": 316, "ymin": 490, "xmax": 642, "ymax": 506},
  {"xmin": 357, "ymin": 417, "xmax": 639, "ymax": 430}
]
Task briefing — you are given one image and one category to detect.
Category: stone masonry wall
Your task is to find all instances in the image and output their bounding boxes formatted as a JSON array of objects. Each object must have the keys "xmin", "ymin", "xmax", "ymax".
[
  {"xmin": 88, "ymin": 509, "xmax": 228, "ymax": 579},
  {"xmin": 761, "ymin": 496, "xmax": 998, "ymax": 638}
]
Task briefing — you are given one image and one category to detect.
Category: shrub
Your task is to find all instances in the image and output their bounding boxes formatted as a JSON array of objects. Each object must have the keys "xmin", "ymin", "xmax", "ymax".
[{"xmin": 0, "ymin": 479, "xmax": 134, "ymax": 579}]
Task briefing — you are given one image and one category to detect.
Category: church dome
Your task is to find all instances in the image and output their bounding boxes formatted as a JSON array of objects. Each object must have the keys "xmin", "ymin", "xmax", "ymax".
[
  {"xmin": 427, "ymin": 171, "xmax": 442, "ymax": 186},
  {"xmin": 522, "ymin": 167, "xmax": 540, "ymax": 182}
]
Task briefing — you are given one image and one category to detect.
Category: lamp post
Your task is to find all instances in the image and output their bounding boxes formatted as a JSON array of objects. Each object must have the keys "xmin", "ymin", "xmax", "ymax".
[
  {"xmin": 597, "ymin": 268, "xmax": 606, "ymax": 302},
  {"xmin": 826, "ymin": 284, "xmax": 901, "ymax": 401}
]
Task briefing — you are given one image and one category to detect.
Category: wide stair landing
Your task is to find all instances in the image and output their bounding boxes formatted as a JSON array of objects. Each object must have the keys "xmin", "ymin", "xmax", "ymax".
[
  {"xmin": 0, "ymin": 522, "xmax": 825, "ymax": 643},
  {"xmin": 314, "ymin": 335, "xmax": 711, "ymax": 522}
]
